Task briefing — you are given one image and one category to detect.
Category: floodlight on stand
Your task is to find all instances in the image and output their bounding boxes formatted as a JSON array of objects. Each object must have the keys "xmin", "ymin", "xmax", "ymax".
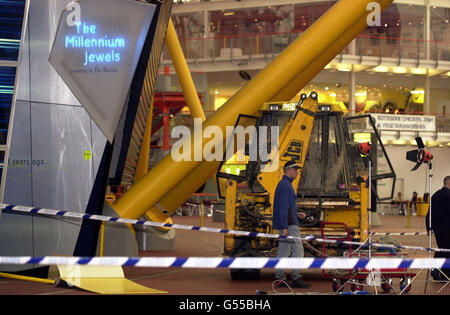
[
  {"xmin": 358, "ymin": 142, "xmax": 372, "ymax": 157},
  {"xmin": 406, "ymin": 137, "xmax": 433, "ymax": 171}
]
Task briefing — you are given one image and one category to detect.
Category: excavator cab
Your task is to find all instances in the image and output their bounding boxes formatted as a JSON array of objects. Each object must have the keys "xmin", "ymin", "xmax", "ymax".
[
  {"xmin": 215, "ymin": 92, "xmax": 396, "ymax": 279},
  {"xmin": 217, "ymin": 95, "xmax": 395, "ymax": 205}
]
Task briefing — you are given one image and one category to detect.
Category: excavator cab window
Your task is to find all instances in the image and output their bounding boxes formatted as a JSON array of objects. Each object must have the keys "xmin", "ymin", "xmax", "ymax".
[
  {"xmin": 216, "ymin": 111, "xmax": 284, "ymax": 198},
  {"xmin": 343, "ymin": 114, "xmax": 396, "ymax": 201},
  {"xmin": 297, "ymin": 109, "xmax": 352, "ymax": 198},
  {"xmin": 216, "ymin": 114, "xmax": 259, "ymax": 198}
]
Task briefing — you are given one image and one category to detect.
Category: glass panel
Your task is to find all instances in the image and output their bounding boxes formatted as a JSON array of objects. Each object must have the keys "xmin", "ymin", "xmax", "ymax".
[
  {"xmin": 299, "ymin": 115, "xmax": 323, "ymax": 194},
  {"xmin": 325, "ymin": 115, "xmax": 347, "ymax": 193},
  {"xmin": 0, "ymin": 150, "xmax": 4, "ymax": 180},
  {"xmin": 171, "ymin": 12, "xmax": 205, "ymax": 59},
  {"xmin": 168, "ymin": 2, "xmax": 448, "ymax": 62},
  {"xmin": 356, "ymin": 3, "xmax": 426, "ymax": 59},
  {"xmin": 431, "ymin": 6, "xmax": 450, "ymax": 61},
  {"xmin": 202, "ymin": 2, "xmax": 337, "ymax": 60},
  {"xmin": 298, "ymin": 113, "xmax": 349, "ymax": 197},
  {"xmin": 0, "ymin": 0, "xmax": 26, "ymax": 61},
  {"xmin": 345, "ymin": 115, "xmax": 396, "ymax": 201},
  {"xmin": 0, "ymin": 66, "xmax": 16, "ymax": 144}
]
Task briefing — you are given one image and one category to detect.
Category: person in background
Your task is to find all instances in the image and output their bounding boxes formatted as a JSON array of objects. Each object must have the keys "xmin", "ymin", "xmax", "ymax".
[
  {"xmin": 395, "ymin": 191, "xmax": 405, "ymax": 215},
  {"xmin": 426, "ymin": 176, "xmax": 450, "ymax": 280},
  {"xmin": 272, "ymin": 160, "xmax": 311, "ymax": 289},
  {"xmin": 423, "ymin": 192, "xmax": 430, "ymax": 203},
  {"xmin": 411, "ymin": 191, "xmax": 418, "ymax": 216}
]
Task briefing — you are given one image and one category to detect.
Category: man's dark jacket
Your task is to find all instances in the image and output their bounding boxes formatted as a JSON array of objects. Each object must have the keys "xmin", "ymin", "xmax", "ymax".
[
  {"xmin": 426, "ymin": 187, "xmax": 450, "ymax": 231},
  {"xmin": 273, "ymin": 175, "xmax": 300, "ymax": 230}
]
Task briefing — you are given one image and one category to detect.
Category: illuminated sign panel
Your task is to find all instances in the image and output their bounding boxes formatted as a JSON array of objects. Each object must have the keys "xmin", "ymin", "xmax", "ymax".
[
  {"xmin": 64, "ymin": 22, "xmax": 125, "ymax": 65},
  {"xmin": 49, "ymin": 0, "xmax": 156, "ymax": 142},
  {"xmin": 369, "ymin": 114, "xmax": 436, "ymax": 132}
]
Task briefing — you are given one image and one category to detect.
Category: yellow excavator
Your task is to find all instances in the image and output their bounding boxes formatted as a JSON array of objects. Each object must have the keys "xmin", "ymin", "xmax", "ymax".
[
  {"xmin": 102, "ymin": 0, "xmax": 396, "ymax": 262},
  {"xmin": 216, "ymin": 92, "xmax": 396, "ymax": 279}
]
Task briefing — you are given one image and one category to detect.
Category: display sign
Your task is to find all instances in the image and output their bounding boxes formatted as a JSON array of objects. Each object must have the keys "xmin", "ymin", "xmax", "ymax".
[
  {"xmin": 369, "ymin": 113, "xmax": 436, "ymax": 132},
  {"xmin": 49, "ymin": 0, "xmax": 156, "ymax": 142},
  {"xmin": 64, "ymin": 22, "xmax": 125, "ymax": 66}
]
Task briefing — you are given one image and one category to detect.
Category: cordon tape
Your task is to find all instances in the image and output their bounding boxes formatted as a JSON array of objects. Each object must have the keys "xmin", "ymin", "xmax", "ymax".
[
  {"xmin": 1, "ymin": 203, "xmax": 449, "ymax": 261},
  {"xmin": 0, "ymin": 256, "xmax": 449, "ymax": 270}
]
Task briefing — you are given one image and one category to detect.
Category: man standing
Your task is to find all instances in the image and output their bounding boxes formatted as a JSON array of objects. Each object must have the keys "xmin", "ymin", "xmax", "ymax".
[
  {"xmin": 272, "ymin": 160, "xmax": 311, "ymax": 288},
  {"xmin": 395, "ymin": 191, "xmax": 405, "ymax": 215},
  {"xmin": 426, "ymin": 176, "xmax": 450, "ymax": 279},
  {"xmin": 411, "ymin": 191, "xmax": 418, "ymax": 216}
]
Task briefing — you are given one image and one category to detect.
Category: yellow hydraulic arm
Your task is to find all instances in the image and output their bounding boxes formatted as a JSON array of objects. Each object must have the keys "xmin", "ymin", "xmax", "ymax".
[
  {"xmin": 111, "ymin": 0, "xmax": 393, "ymax": 222},
  {"xmin": 165, "ymin": 18, "xmax": 206, "ymax": 122}
]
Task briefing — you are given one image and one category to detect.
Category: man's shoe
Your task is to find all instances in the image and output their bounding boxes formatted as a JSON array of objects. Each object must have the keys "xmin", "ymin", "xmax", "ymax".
[
  {"xmin": 275, "ymin": 280, "xmax": 289, "ymax": 288},
  {"xmin": 290, "ymin": 278, "xmax": 311, "ymax": 288}
]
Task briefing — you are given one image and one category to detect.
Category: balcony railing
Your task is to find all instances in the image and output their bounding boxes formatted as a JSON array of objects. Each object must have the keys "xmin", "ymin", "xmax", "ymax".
[
  {"xmin": 161, "ymin": 31, "xmax": 450, "ymax": 65},
  {"xmin": 437, "ymin": 116, "xmax": 450, "ymax": 133}
]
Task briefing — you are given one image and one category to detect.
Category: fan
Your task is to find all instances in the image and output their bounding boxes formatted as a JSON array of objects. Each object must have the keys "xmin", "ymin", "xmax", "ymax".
[{"xmin": 406, "ymin": 137, "xmax": 433, "ymax": 171}]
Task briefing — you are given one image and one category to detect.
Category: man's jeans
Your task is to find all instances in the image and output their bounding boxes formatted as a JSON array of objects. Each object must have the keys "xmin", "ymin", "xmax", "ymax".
[{"xmin": 275, "ymin": 225, "xmax": 304, "ymax": 281}]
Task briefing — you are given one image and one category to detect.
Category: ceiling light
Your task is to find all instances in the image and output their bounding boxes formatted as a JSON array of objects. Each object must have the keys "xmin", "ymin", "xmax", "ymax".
[
  {"xmin": 336, "ymin": 64, "xmax": 351, "ymax": 72},
  {"xmin": 374, "ymin": 66, "xmax": 389, "ymax": 72},
  {"xmin": 410, "ymin": 90, "xmax": 424, "ymax": 94},
  {"xmin": 393, "ymin": 67, "xmax": 407, "ymax": 74},
  {"xmin": 411, "ymin": 68, "xmax": 427, "ymax": 75}
]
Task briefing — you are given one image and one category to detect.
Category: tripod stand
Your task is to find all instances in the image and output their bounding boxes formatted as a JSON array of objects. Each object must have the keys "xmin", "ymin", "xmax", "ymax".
[{"xmin": 331, "ymin": 159, "xmax": 381, "ymax": 295}]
